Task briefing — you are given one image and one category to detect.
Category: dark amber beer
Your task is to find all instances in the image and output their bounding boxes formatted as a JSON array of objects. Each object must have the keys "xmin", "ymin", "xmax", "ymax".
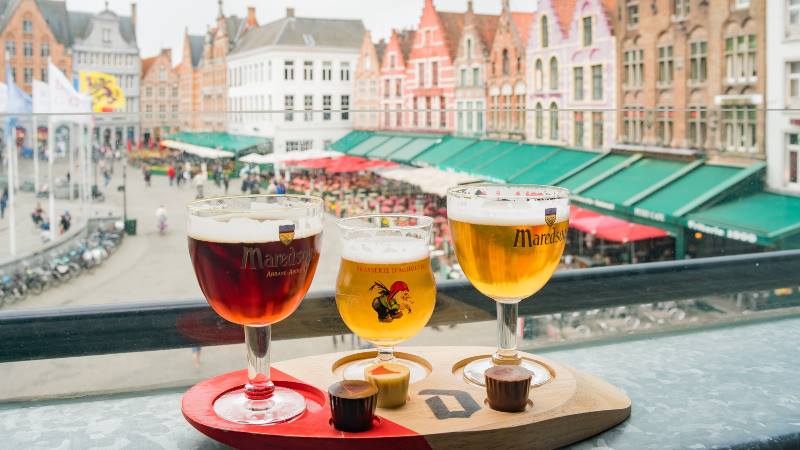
[{"xmin": 188, "ymin": 234, "xmax": 321, "ymax": 326}]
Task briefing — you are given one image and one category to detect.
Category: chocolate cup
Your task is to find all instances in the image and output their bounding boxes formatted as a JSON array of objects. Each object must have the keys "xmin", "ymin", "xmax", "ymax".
[
  {"xmin": 328, "ymin": 381, "xmax": 378, "ymax": 432},
  {"xmin": 485, "ymin": 365, "xmax": 533, "ymax": 413}
]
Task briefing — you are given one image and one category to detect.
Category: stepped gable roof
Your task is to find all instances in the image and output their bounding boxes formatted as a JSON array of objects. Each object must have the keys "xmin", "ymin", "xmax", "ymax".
[
  {"xmin": 552, "ymin": 0, "xmax": 577, "ymax": 37},
  {"xmin": 511, "ymin": 12, "xmax": 534, "ymax": 47}
]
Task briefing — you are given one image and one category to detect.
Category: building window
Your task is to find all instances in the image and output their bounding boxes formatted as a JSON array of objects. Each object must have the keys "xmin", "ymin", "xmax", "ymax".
[
  {"xmin": 322, "ymin": 61, "xmax": 332, "ymax": 81},
  {"xmin": 626, "ymin": 1, "xmax": 639, "ymax": 27},
  {"xmin": 40, "ymin": 42, "xmax": 49, "ymax": 58},
  {"xmin": 473, "ymin": 67, "xmax": 480, "ymax": 86},
  {"xmin": 657, "ymin": 45, "xmax": 674, "ymax": 86},
  {"xmin": 23, "ymin": 42, "xmax": 32, "ymax": 58},
  {"xmin": 689, "ymin": 41, "xmax": 708, "ymax": 83},
  {"xmin": 688, "ymin": 106, "xmax": 708, "ymax": 148},
  {"xmin": 623, "ymin": 48, "xmax": 644, "ymax": 88},
  {"xmin": 789, "ymin": 62, "xmax": 800, "ymax": 106},
  {"xmin": 172, "ymin": 86, "xmax": 178, "ymax": 97},
  {"xmin": 284, "ymin": 61, "xmax": 295, "ymax": 80},
  {"xmin": 102, "ymin": 28, "xmax": 111, "ymax": 43},
  {"xmin": 5, "ymin": 41, "xmax": 15, "ymax": 58},
  {"xmin": 541, "ymin": 16, "xmax": 549, "ymax": 48},
  {"xmin": 466, "ymin": 101, "xmax": 474, "ymax": 132},
  {"xmin": 582, "ymin": 17, "xmax": 593, "ymax": 47},
  {"xmin": 425, "ymin": 97, "xmax": 432, "ymax": 127},
  {"xmin": 303, "ymin": 61, "xmax": 313, "ymax": 80},
  {"xmin": 535, "ymin": 60, "xmax": 543, "ymax": 90},
  {"xmin": 734, "ymin": 0, "xmax": 750, "ymax": 9},
  {"xmin": 592, "ymin": 112, "xmax": 604, "ymax": 147},
  {"xmin": 341, "ymin": 62, "xmax": 350, "ymax": 81},
  {"xmin": 284, "ymin": 95, "xmax": 294, "ymax": 122},
  {"xmin": 502, "ymin": 49, "xmax": 510, "ymax": 76},
  {"xmin": 304, "ymin": 95, "xmax": 313, "ymax": 121},
  {"xmin": 323, "ymin": 95, "xmax": 332, "ymax": 121},
  {"xmin": 341, "ymin": 95, "xmax": 350, "ymax": 120},
  {"xmin": 789, "ymin": 133, "xmax": 799, "ymax": 184},
  {"xmin": 145, "ymin": 87, "xmax": 152, "ymax": 97},
  {"xmin": 656, "ymin": 108, "xmax": 674, "ymax": 146},
  {"xmin": 725, "ymin": 34, "xmax": 757, "ymax": 83},
  {"xmin": 460, "ymin": 68, "xmax": 467, "ymax": 86},
  {"xmin": 722, "ymin": 105, "xmax": 757, "ymax": 152},
  {"xmin": 159, "ymin": 87, "xmax": 165, "ymax": 97},
  {"xmin": 418, "ymin": 63, "xmax": 425, "ymax": 87},
  {"xmin": 395, "ymin": 79, "xmax": 402, "ymax": 97},
  {"xmin": 549, "ymin": 103, "xmax": 559, "ymax": 141},
  {"xmin": 390, "ymin": 54, "xmax": 396, "ymax": 68},
  {"xmin": 23, "ymin": 67, "xmax": 33, "ymax": 84},
  {"xmin": 549, "ymin": 57, "xmax": 558, "ymax": 91},
  {"xmin": 432, "ymin": 61, "xmax": 439, "ymax": 86},
  {"xmin": 573, "ymin": 67, "xmax": 584, "ymax": 101},
  {"xmin": 623, "ymin": 107, "xmax": 645, "ymax": 143},
  {"xmin": 535, "ymin": 103, "xmax": 544, "ymax": 139},
  {"xmin": 476, "ymin": 101, "xmax": 484, "ymax": 132},
  {"xmin": 790, "ymin": 0, "xmax": 800, "ymax": 35},
  {"xmin": 412, "ymin": 97, "xmax": 418, "ymax": 126},
  {"xmin": 396, "ymin": 104, "xmax": 402, "ymax": 127},
  {"xmin": 591, "ymin": 65, "xmax": 603, "ymax": 100},
  {"xmin": 159, "ymin": 68, "xmax": 166, "ymax": 81},
  {"xmin": 439, "ymin": 96, "xmax": 446, "ymax": 128},
  {"xmin": 22, "ymin": 19, "xmax": 32, "ymax": 33},
  {"xmin": 672, "ymin": 0, "xmax": 690, "ymax": 17},
  {"xmin": 574, "ymin": 112, "xmax": 584, "ymax": 147},
  {"xmin": 457, "ymin": 101, "xmax": 464, "ymax": 134},
  {"xmin": 384, "ymin": 79, "xmax": 390, "ymax": 98}
]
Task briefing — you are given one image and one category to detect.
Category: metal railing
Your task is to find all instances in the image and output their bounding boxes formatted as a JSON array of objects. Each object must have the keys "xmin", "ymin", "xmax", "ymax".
[{"xmin": 1, "ymin": 249, "xmax": 799, "ymax": 364}]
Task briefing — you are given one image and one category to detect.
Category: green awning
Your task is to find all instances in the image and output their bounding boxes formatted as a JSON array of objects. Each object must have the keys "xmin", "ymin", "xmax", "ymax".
[
  {"xmin": 687, "ymin": 192, "xmax": 800, "ymax": 246},
  {"xmin": 442, "ymin": 140, "xmax": 500, "ymax": 170},
  {"xmin": 348, "ymin": 135, "xmax": 390, "ymax": 156},
  {"xmin": 510, "ymin": 149, "xmax": 597, "ymax": 184},
  {"xmin": 633, "ymin": 165, "xmax": 742, "ymax": 216},
  {"xmin": 413, "ymin": 137, "xmax": 477, "ymax": 166},
  {"xmin": 458, "ymin": 142, "xmax": 517, "ymax": 174},
  {"xmin": 559, "ymin": 154, "xmax": 628, "ymax": 191},
  {"xmin": 332, "ymin": 130, "xmax": 373, "ymax": 153},
  {"xmin": 475, "ymin": 144, "xmax": 558, "ymax": 181},
  {"xmin": 389, "ymin": 138, "xmax": 439, "ymax": 163},
  {"xmin": 367, "ymin": 137, "xmax": 412, "ymax": 159},
  {"xmin": 580, "ymin": 158, "xmax": 687, "ymax": 204},
  {"xmin": 166, "ymin": 131, "xmax": 268, "ymax": 156}
]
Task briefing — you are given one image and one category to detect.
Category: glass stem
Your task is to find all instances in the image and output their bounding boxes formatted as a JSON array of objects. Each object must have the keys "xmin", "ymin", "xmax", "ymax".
[
  {"xmin": 493, "ymin": 302, "xmax": 521, "ymax": 365},
  {"xmin": 377, "ymin": 346, "xmax": 394, "ymax": 362},
  {"xmin": 244, "ymin": 325, "xmax": 275, "ymax": 401}
]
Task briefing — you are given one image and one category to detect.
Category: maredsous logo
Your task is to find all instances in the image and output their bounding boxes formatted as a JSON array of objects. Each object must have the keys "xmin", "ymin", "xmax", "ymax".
[{"xmin": 240, "ymin": 246, "xmax": 311, "ymax": 270}]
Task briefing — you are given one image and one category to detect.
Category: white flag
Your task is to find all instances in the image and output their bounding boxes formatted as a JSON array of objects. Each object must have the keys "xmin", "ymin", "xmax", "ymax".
[
  {"xmin": 48, "ymin": 62, "xmax": 91, "ymax": 124},
  {"xmin": 32, "ymin": 80, "xmax": 50, "ymax": 114},
  {"xmin": 0, "ymin": 82, "xmax": 7, "ymax": 113}
]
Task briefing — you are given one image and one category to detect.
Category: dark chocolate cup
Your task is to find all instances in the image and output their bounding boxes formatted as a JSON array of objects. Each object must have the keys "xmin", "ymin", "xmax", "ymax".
[
  {"xmin": 485, "ymin": 371, "xmax": 532, "ymax": 413},
  {"xmin": 329, "ymin": 390, "xmax": 378, "ymax": 432}
]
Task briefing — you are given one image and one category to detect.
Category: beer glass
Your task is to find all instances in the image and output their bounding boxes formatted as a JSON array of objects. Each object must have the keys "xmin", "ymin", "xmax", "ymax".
[
  {"xmin": 335, "ymin": 214, "xmax": 435, "ymax": 382},
  {"xmin": 447, "ymin": 185, "xmax": 569, "ymax": 386},
  {"xmin": 187, "ymin": 195, "xmax": 323, "ymax": 424}
]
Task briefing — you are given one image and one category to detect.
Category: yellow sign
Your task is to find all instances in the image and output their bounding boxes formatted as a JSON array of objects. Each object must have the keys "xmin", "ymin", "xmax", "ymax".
[{"xmin": 78, "ymin": 71, "xmax": 126, "ymax": 112}]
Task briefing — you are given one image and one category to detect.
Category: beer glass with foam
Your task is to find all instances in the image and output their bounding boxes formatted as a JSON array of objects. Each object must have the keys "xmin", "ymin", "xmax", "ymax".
[
  {"xmin": 335, "ymin": 214, "xmax": 435, "ymax": 382},
  {"xmin": 187, "ymin": 195, "xmax": 323, "ymax": 424},
  {"xmin": 447, "ymin": 185, "xmax": 569, "ymax": 386}
]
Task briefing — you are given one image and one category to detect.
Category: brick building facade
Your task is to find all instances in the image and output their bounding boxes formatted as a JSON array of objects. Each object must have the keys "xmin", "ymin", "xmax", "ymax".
[
  {"xmin": 380, "ymin": 29, "xmax": 414, "ymax": 130},
  {"xmin": 140, "ymin": 49, "xmax": 178, "ymax": 144},
  {"xmin": 353, "ymin": 31, "xmax": 383, "ymax": 130},
  {"xmin": 177, "ymin": 28, "xmax": 203, "ymax": 131}
]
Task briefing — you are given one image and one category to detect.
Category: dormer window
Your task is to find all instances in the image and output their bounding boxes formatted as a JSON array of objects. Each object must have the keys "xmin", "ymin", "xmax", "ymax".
[
  {"xmin": 303, "ymin": 34, "xmax": 315, "ymax": 46},
  {"xmin": 102, "ymin": 28, "xmax": 111, "ymax": 44},
  {"xmin": 22, "ymin": 20, "xmax": 32, "ymax": 34}
]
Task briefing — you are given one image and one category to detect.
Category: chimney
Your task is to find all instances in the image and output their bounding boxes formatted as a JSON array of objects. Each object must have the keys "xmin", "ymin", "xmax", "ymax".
[
  {"xmin": 130, "ymin": 2, "xmax": 137, "ymax": 34},
  {"xmin": 286, "ymin": 7, "xmax": 295, "ymax": 18},
  {"xmin": 247, "ymin": 6, "xmax": 257, "ymax": 26},
  {"xmin": 467, "ymin": 0, "xmax": 473, "ymax": 13}
]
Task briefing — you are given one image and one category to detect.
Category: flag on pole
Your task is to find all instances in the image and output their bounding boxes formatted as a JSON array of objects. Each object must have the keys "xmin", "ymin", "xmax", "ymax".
[
  {"xmin": 78, "ymin": 70, "xmax": 126, "ymax": 112},
  {"xmin": 50, "ymin": 63, "xmax": 92, "ymax": 124}
]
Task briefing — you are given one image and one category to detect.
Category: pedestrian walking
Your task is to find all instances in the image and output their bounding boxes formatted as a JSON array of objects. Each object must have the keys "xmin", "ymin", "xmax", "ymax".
[
  {"xmin": 0, "ymin": 188, "xmax": 7, "ymax": 219},
  {"xmin": 167, "ymin": 165, "xmax": 176, "ymax": 186},
  {"xmin": 143, "ymin": 166, "xmax": 152, "ymax": 187},
  {"xmin": 222, "ymin": 171, "xmax": 230, "ymax": 194}
]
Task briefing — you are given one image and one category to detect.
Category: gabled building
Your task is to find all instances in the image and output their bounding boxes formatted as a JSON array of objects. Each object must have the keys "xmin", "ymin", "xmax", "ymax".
[
  {"xmin": 615, "ymin": 0, "xmax": 766, "ymax": 158},
  {"xmin": 379, "ymin": 29, "xmax": 414, "ymax": 130},
  {"xmin": 177, "ymin": 28, "xmax": 203, "ymax": 131},
  {"xmin": 198, "ymin": 1, "xmax": 256, "ymax": 131},
  {"xmin": 226, "ymin": 7, "xmax": 364, "ymax": 153},
  {"xmin": 486, "ymin": 0, "xmax": 532, "ymax": 140},
  {"xmin": 526, "ymin": 0, "xmax": 616, "ymax": 150},
  {"xmin": 453, "ymin": 0, "xmax": 497, "ymax": 138},
  {"xmin": 0, "ymin": 0, "xmax": 73, "ymax": 93},
  {"xmin": 140, "ymin": 49, "xmax": 178, "ymax": 145},
  {"xmin": 70, "ymin": 3, "xmax": 139, "ymax": 148},
  {"xmin": 353, "ymin": 31, "xmax": 384, "ymax": 130},
  {"xmin": 403, "ymin": 0, "xmax": 465, "ymax": 133}
]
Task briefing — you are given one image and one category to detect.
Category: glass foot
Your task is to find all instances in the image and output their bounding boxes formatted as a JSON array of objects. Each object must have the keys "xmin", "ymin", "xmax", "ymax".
[
  {"xmin": 463, "ymin": 357, "xmax": 552, "ymax": 387},
  {"xmin": 342, "ymin": 356, "xmax": 428, "ymax": 383},
  {"xmin": 213, "ymin": 387, "xmax": 306, "ymax": 425}
]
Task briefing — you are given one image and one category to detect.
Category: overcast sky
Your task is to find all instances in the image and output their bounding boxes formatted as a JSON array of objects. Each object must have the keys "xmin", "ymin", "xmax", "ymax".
[{"xmin": 67, "ymin": 0, "xmax": 536, "ymax": 63}]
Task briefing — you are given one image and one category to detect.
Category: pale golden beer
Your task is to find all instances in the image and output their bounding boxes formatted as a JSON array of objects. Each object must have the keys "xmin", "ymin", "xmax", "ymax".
[
  {"xmin": 336, "ymin": 238, "xmax": 436, "ymax": 347},
  {"xmin": 449, "ymin": 220, "xmax": 569, "ymax": 302}
]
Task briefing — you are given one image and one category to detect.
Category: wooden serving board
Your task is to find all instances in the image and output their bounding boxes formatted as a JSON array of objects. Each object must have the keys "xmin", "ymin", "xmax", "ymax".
[{"xmin": 183, "ymin": 346, "xmax": 630, "ymax": 450}]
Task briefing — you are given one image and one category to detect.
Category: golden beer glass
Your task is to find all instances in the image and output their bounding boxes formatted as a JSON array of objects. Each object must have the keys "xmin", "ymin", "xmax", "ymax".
[
  {"xmin": 447, "ymin": 185, "xmax": 569, "ymax": 386},
  {"xmin": 335, "ymin": 214, "xmax": 436, "ymax": 382}
]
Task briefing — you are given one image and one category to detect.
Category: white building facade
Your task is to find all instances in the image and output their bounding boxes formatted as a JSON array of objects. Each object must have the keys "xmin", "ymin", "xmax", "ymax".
[
  {"xmin": 71, "ymin": 6, "xmax": 140, "ymax": 148},
  {"xmin": 766, "ymin": 0, "xmax": 800, "ymax": 194},
  {"xmin": 227, "ymin": 10, "xmax": 364, "ymax": 154}
]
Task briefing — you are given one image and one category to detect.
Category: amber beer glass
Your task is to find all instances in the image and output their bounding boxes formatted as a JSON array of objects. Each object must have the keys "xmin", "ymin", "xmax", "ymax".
[
  {"xmin": 447, "ymin": 185, "xmax": 569, "ymax": 386},
  {"xmin": 335, "ymin": 215, "xmax": 435, "ymax": 382},
  {"xmin": 187, "ymin": 195, "xmax": 323, "ymax": 424}
]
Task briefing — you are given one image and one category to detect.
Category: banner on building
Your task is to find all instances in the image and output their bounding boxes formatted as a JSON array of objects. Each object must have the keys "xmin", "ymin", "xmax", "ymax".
[{"xmin": 78, "ymin": 70, "xmax": 126, "ymax": 112}]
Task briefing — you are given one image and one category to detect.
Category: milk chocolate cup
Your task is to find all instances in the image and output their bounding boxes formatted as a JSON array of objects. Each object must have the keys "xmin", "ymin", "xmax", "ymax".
[
  {"xmin": 328, "ymin": 380, "xmax": 379, "ymax": 432},
  {"xmin": 485, "ymin": 365, "xmax": 533, "ymax": 413}
]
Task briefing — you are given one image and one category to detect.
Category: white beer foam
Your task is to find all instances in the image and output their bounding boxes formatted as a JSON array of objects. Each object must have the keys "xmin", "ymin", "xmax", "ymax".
[
  {"xmin": 447, "ymin": 197, "xmax": 570, "ymax": 226},
  {"xmin": 188, "ymin": 213, "xmax": 323, "ymax": 243},
  {"xmin": 342, "ymin": 236, "xmax": 430, "ymax": 264}
]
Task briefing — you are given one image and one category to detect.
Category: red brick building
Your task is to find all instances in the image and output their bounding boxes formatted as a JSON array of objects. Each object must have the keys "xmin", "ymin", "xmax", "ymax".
[
  {"xmin": 177, "ymin": 28, "xmax": 203, "ymax": 131},
  {"xmin": 140, "ymin": 49, "xmax": 178, "ymax": 144},
  {"xmin": 380, "ymin": 29, "xmax": 415, "ymax": 130}
]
